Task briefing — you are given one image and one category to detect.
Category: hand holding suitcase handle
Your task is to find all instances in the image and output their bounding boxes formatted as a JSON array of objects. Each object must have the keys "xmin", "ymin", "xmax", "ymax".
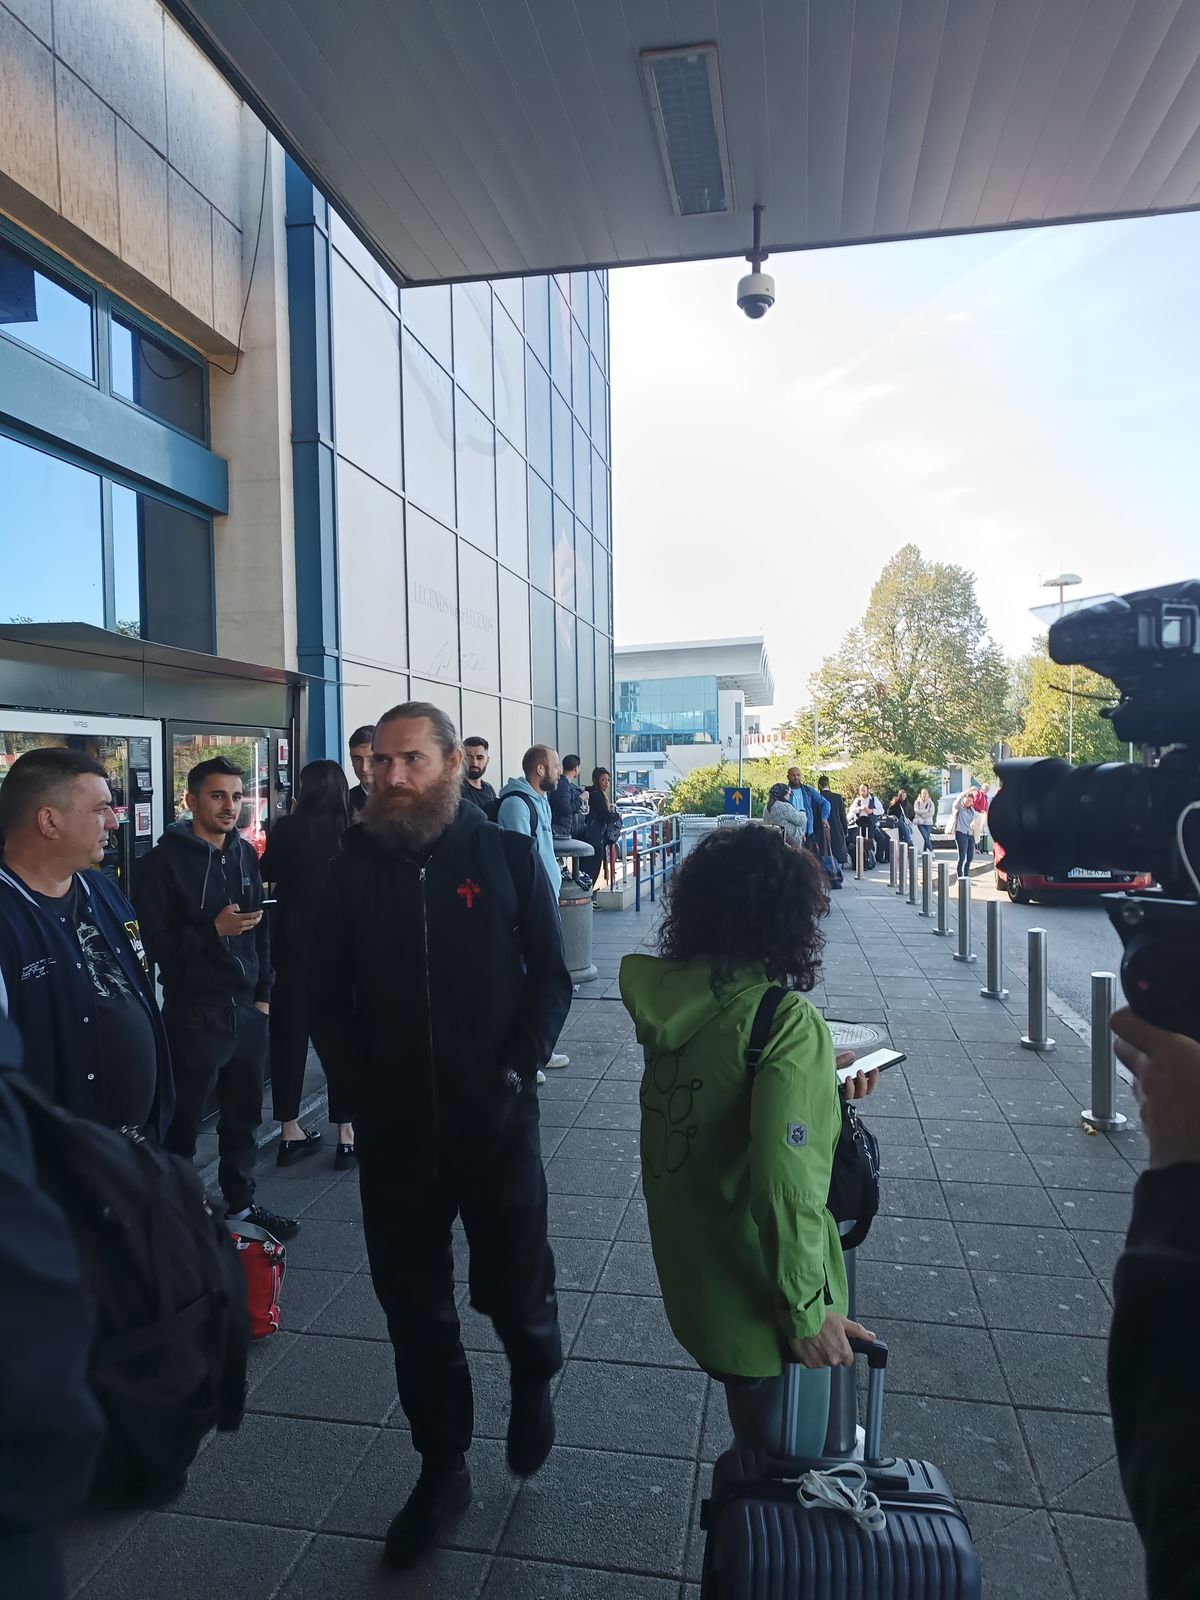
[{"xmin": 848, "ymin": 1334, "xmax": 888, "ymax": 1370}]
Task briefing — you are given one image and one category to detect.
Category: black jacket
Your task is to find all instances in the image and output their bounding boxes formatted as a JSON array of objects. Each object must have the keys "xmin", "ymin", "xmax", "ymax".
[
  {"xmin": 823, "ymin": 791, "xmax": 849, "ymax": 860},
  {"xmin": 0, "ymin": 1016, "xmax": 105, "ymax": 1596},
  {"xmin": 133, "ymin": 824, "xmax": 271, "ymax": 1006},
  {"xmin": 1109, "ymin": 1164, "xmax": 1200, "ymax": 1600},
  {"xmin": 307, "ymin": 801, "xmax": 572, "ymax": 1176},
  {"xmin": 348, "ymin": 784, "xmax": 369, "ymax": 815},
  {"xmin": 551, "ymin": 775, "xmax": 584, "ymax": 838},
  {"xmin": 260, "ymin": 811, "xmax": 346, "ymax": 981},
  {"xmin": 460, "ymin": 778, "xmax": 497, "ymax": 814}
]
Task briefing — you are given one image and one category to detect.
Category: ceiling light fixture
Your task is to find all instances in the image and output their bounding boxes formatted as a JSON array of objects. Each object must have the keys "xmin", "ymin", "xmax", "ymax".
[{"xmin": 640, "ymin": 44, "xmax": 733, "ymax": 217}]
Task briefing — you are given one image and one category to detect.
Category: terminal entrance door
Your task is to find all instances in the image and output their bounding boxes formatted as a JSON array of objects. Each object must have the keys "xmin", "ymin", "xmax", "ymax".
[
  {"xmin": 0, "ymin": 711, "xmax": 165, "ymax": 892},
  {"xmin": 167, "ymin": 722, "xmax": 292, "ymax": 857}
]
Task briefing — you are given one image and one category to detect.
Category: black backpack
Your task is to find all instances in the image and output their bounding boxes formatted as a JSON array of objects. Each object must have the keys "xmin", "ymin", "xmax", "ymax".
[
  {"xmin": 746, "ymin": 988, "xmax": 881, "ymax": 1252},
  {"xmin": 3, "ymin": 1069, "xmax": 249, "ymax": 1508}
]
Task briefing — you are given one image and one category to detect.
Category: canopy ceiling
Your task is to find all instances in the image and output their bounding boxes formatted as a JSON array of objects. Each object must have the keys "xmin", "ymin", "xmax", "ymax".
[{"xmin": 164, "ymin": 0, "xmax": 1200, "ymax": 286}]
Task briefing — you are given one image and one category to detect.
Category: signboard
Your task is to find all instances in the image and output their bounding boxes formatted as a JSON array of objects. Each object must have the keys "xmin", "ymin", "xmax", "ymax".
[
  {"xmin": 724, "ymin": 786, "xmax": 751, "ymax": 816},
  {"xmin": 277, "ymin": 737, "xmax": 290, "ymax": 767},
  {"xmin": 134, "ymin": 803, "xmax": 152, "ymax": 838}
]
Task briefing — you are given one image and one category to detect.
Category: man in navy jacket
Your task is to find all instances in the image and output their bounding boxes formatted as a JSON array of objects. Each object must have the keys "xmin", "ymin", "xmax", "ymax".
[{"xmin": 0, "ymin": 748, "xmax": 172, "ymax": 1139}]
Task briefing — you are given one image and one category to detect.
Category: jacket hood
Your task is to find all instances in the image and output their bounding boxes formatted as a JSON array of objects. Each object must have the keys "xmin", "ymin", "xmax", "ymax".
[
  {"xmin": 160, "ymin": 819, "xmax": 235, "ymax": 851},
  {"xmin": 498, "ymin": 777, "xmax": 552, "ymax": 817},
  {"xmin": 620, "ymin": 953, "xmax": 767, "ymax": 1056}
]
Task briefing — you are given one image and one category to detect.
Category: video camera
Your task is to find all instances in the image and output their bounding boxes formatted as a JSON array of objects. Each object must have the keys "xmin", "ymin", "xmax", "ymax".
[{"xmin": 989, "ymin": 580, "xmax": 1200, "ymax": 1040}]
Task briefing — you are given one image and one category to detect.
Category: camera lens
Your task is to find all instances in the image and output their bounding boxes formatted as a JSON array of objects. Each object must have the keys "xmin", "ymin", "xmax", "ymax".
[{"xmin": 991, "ymin": 756, "xmax": 1156, "ymax": 877}]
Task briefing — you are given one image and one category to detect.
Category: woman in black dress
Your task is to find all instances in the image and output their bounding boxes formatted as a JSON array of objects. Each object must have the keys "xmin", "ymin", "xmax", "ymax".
[
  {"xmin": 584, "ymin": 766, "xmax": 620, "ymax": 890},
  {"xmin": 261, "ymin": 760, "xmax": 355, "ymax": 1168}
]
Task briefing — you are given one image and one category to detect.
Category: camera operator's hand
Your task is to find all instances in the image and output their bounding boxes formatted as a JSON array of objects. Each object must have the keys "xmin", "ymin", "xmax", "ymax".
[{"xmin": 1111, "ymin": 1007, "xmax": 1200, "ymax": 1169}]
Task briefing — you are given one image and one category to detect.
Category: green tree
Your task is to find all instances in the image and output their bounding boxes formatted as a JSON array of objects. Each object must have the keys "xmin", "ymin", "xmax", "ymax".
[
  {"xmin": 829, "ymin": 750, "xmax": 938, "ymax": 807},
  {"xmin": 1011, "ymin": 638, "xmax": 1126, "ymax": 764},
  {"xmin": 662, "ymin": 761, "xmax": 793, "ymax": 817},
  {"xmin": 810, "ymin": 544, "xmax": 1010, "ymax": 766}
]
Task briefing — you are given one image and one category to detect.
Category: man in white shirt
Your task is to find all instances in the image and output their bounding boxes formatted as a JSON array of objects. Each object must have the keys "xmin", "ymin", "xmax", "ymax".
[{"xmin": 847, "ymin": 785, "xmax": 886, "ymax": 866}]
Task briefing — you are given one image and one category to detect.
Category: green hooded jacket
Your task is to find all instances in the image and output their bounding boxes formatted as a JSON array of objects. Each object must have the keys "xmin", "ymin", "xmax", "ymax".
[{"xmin": 620, "ymin": 953, "xmax": 848, "ymax": 1378}]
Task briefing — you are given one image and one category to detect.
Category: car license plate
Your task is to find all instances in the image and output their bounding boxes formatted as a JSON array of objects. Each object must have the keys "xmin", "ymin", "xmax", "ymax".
[{"xmin": 1066, "ymin": 869, "xmax": 1109, "ymax": 880}]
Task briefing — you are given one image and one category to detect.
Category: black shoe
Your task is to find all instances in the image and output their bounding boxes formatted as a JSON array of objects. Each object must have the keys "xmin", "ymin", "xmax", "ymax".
[
  {"xmin": 227, "ymin": 1203, "xmax": 299, "ymax": 1241},
  {"xmin": 507, "ymin": 1378, "xmax": 555, "ymax": 1477},
  {"xmin": 335, "ymin": 1142, "xmax": 357, "ymax": 1171},
  {"xmin": 276, "ymin": 1128, "xmax": 323, "ymax": 1167},
  {"xmin": 384, "ymin": 1457, "xmax": 472, "ymax": 1569}
]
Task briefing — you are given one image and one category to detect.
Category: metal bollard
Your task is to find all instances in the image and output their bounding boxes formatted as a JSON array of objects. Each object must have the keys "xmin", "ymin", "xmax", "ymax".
[
  {"xmin": 895, "ymin": 843, "xmax": 906, "ymax": 896},
  {"xmin": 980, "ymin": 899, "xmax": 1008, "ymax": 999},
  {"xmin": 855, "ymin": 833, "xmax": 864, "ymax": 880},
  {"xmin": 1020, "ymin": 928, "xmax": 1056, "ymax": 1051},
  {"xmin": 888, "ymin": 847, "xmax": 897, "ymax": 890},
  {"xmin": 920, "ymin": 851, "xmax": 933, "ymax": 917},
  {"xmin": 953, "ymin": 873, "xmax": 976, "ymax": 963},
  {"xmin": 907, "ymin": 845, "xmax": 918, "ymax": 905},
  {"xmin": 1082, "ymin": 973, "xmax": 1128, "ymax": 1131},
  {"xmin": 933, "ymin": 861, "xmax": 950, "ymax": 935}
]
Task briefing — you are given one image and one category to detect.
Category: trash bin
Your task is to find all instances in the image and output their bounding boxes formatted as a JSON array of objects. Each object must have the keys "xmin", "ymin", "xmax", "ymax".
[{"xmin": 557, "ymin": 840, "xmax": 597, "ymax": 984}]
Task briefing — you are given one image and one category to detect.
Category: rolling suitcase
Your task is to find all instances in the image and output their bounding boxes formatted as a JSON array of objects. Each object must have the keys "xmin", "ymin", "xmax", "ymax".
[{"xmin": 700, "ymin": 1338, "xmax": 982, "ymax": 1599}]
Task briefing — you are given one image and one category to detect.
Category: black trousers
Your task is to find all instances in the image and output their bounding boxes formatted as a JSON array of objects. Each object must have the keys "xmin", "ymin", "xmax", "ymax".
[
  {"xmin": 268, "ymin": 980, "xmax": 350, "ymax": 1125},
  {"xmin": 359, "ymin": 1105, "xmax": 563, "ymax": 1462},
  {"xmin": 163, "ymin": 1000, "xmax": 266, "ymax": 1212}
]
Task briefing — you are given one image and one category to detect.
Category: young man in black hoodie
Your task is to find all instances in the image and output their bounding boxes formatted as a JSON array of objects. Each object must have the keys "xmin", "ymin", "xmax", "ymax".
[
  {"xmin": 133, "ymin": 757, "xmax": 297, "ymax": 1241},
  {"xmin": 308, "ymin": 702, "xmax": 572, "ymax": 1570}
]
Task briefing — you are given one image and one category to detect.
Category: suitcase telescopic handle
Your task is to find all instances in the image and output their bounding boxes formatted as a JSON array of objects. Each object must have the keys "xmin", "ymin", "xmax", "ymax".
[{"xmin": 848, "ymin": 1335, "xmax": 889, "ymax": 1370}]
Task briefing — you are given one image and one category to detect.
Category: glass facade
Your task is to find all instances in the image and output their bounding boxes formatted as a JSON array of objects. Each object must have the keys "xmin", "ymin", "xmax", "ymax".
[
  {"xmin": 616, "ymin": 675, "xmax": 720, "ymax": 754},
  {"xmin": 0, "ymin": 224, "xmax": 216, "ymax": 651},
  {"xmin": 325, "ymin": 208, "xmax": 614, "ymax": 775}
]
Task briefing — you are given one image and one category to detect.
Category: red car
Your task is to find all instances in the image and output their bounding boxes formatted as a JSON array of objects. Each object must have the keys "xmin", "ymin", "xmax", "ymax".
[{"xmin": 993, "ymin": 840, "xmax": 1151, "ymax": 904}]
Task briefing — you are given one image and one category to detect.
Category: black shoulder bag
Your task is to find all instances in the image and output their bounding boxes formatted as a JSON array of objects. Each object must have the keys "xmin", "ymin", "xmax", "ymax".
[{"xmin": 746, "ymin": 987, "xmax": 881, "ymax": 1252}]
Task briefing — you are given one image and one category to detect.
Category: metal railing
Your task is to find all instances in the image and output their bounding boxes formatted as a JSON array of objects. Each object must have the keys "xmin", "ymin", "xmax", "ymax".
[{"xmin": 600, "ymin": 814, "xmax": 682, "ymax": 909}]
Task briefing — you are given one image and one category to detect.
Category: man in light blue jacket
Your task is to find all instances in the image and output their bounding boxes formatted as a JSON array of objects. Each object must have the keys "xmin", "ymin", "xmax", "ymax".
[{"xmin": 497, "ymin": 746, "xmax": 570, "ymax": 1072}]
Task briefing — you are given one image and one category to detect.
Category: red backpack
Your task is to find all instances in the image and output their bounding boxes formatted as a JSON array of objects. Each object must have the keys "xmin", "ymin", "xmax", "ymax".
[{"xmin": 227, "ymin": 1218, "xmax": 286, "ymax": 1339}]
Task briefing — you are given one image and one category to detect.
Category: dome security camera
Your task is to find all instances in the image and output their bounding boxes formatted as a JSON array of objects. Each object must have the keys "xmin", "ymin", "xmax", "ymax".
[
  {"xmin": 737, "ymin": 203, "xmax": 774, "ymax": 320},
  {"xmin": 737, "ymin": 271, "xmax": 775, "ymax": 319}
]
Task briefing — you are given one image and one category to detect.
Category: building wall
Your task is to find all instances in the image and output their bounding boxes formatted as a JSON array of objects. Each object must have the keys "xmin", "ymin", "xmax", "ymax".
[{"xmin": 290, "ymin": 169, "xmax": 615, "ymax": 777}]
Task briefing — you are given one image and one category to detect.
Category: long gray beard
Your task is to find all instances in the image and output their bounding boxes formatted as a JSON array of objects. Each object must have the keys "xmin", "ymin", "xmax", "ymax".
[{"xmin": 362, "ymin": 764, "xmax": 462, "ymax": 853}]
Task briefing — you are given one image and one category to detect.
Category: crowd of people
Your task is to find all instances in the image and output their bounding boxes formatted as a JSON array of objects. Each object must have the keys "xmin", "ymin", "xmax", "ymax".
[{"xmin": 0, "ymin": 712, "xmax": 1192, "ymax": 1599}]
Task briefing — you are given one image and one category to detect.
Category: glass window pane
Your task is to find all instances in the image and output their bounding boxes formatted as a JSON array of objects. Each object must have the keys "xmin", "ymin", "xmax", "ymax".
[
  {"xmin": 596, "ymin": 634, "xmax": 612, "ymax": 722},
  {"xmin": 575, "ymin": 526, "xmax": 593, "ymax": 622},
  {"xmin": 331, "ymin": 210, "xmax": 399, "ymax": 310},
  {"xmin": 570, "ymin": 271, "xmax": 589, "ymax": 318},
  {"xmin": 461, "ymin": 690, "xmax": 501, "ymax": 762},
  {"xmin": 528, "ymin": 470, "xmax": 553, "ymax": 596},
  {"xmin": 572, "ymin": 316, "xmax": 589, "ymax": 429},
  {"xmin": 578, "ymin": 619, "xmax": 595, "ymax": 716},
  {"xmin": 496, "ymin": 435, "xmax": 527, "ymax": 575},
  {"xmin": 551, "ymin": 388, "xmax": 572, "ymax": 504},
  {"xmin": 499, "ymin": 570, "xmax": 531, "ymax": 700},
  {"xmin": 502, "ymin": 698, "xmax": 533, "ymax": 785},
  {"xmin": 589, "ymin": 271, "xmax": 605, "ymax": 354},
  {"xmin": 594, "ymin": 542, "xmax": 610, "ymax": 635},
  {"xmin": 412, "ymin": 678, "xmax": 461, "ymax": 733},
  {"xmin": 0, "ymin": 237, "xmax": 93, "ymax": 377},
  {"xmin": 558, "ymin": 712, "xmax": 579, "ymax": 763},
  {"xmin": 111, "ymin": 486, "xmax": 142, "ymax": 638},
  {"xmin": 493, "ymin": 304, "xmax": 525, "ymax": 453},
  {"xmin": 0, "ymin": 436, "xmax": 102, "ymax": 624},
  {"xmin": 455, "ymin": 389, "xmax": 496, "ymax": 554},
  {"xmin": 593, "ymin": 457, "xmax": 609, "ymax": 549},
  {"xmin": 549, "ymin": 282, "xmax": 571, "ymax": 399},
  {"xmin": 138, "ymin": 492, "xmax": 214, "ymax": 651},
  {"xmin": 573, "ymin": 420, "xmax": 590, "ymax": 522},
  {"xmin": 523, "ymin": 276, "xmax": 549, "ymax": 368},
  {"xmin": 111, "ymin": 317, "xmax": 205, "ymax": 439},
  {"xmin": 533, "ymin": 705, "xmax": 557, "ymax": 747},
  {"xmin": 401, "ymin": 284, "xmax": 452, "ymax": 369},
  {"xmin": 402, "ymin": 331, "xmax": 455, "ymax": 526},
  {"xmin": 494, "ymin": 275, "xmax": 522, "ymax": 329},
  {"xmin": 590, "ymin": 356, "xmax": 607, "ymax": 460},
  {"xmin": 556, "ymin": 608, "xmax": 576, "ymax": 713},
  {"xmin": 452, "ymin": 281, "xmax": 492, "ymax": 411},
  {"xmin": 406, "ymin": 505, "xmax": 459, "ymax": 682},
  {"xmin": 525, "ymin": 350, "xmax": 551, "ymax": 481},
  {"xmin": 337, "ymin": 458, "xmax": 406, "ymax": 670},
  {"xmin": 459, "ymin": 545, "xmax": 499, "ymax": 692},
  {"xmin": 530, "ymin": 587, "xmax": 555, "ymax": 707},
  {"xmin": 553, "ymin": 499, "xmax": 574, "ymax": 611},
  {"xmin": 333, "ymin": 255, "xmax": 402, "ymax": 492}
]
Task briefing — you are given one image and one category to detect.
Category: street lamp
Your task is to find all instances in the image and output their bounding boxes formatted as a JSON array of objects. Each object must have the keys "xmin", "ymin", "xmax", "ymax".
[{"xmin": 1041, "ymin": 572, "xmax": 1082, "ymax": 762}]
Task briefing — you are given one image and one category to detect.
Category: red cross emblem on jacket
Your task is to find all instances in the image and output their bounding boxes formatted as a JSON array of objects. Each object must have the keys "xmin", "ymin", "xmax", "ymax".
[{"xmin": 456, "ymin": 878, "xmax": 481, "ymax": 909}]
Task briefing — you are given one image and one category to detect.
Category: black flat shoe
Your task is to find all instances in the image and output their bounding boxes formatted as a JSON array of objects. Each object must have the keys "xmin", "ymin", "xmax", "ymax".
[
  {"xmin": 276, "ymin": 1128, "xmax": 323, "ymax": 1167},
  {"xmin": 335, "ymin": 1142, "xmax": 357, "ymax": 1171}
]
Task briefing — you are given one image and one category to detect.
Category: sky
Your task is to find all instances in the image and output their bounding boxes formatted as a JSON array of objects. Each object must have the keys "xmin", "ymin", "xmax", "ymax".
[{"xmin": 609, "ymin": 210, "xmax": 1200, "ymax": 719}]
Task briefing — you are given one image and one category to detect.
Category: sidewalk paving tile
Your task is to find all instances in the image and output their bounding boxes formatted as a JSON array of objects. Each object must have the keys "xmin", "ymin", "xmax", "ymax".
[{"xmin": 63, "ymin": 875, "xmax": 1146, "ymax": 1600}]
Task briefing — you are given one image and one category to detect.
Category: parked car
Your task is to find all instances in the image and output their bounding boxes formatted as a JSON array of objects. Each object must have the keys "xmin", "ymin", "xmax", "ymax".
[
  {"xmin": 616, "ymin": 806, "xmax": 657, "ymax": 855},
  {"xmin": 929, "ymin": 792, "xmax": 961, "ymax": 848},
  {"xmin": 993, "ymin": 840, "xmax": 1152, "ymax": 904}
]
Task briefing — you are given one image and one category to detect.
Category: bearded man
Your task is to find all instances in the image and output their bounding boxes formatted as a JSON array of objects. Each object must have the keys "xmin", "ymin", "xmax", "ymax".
[{"xmin": 308, "ymin": 702, "xmax": 572, "ymax": 1569}]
